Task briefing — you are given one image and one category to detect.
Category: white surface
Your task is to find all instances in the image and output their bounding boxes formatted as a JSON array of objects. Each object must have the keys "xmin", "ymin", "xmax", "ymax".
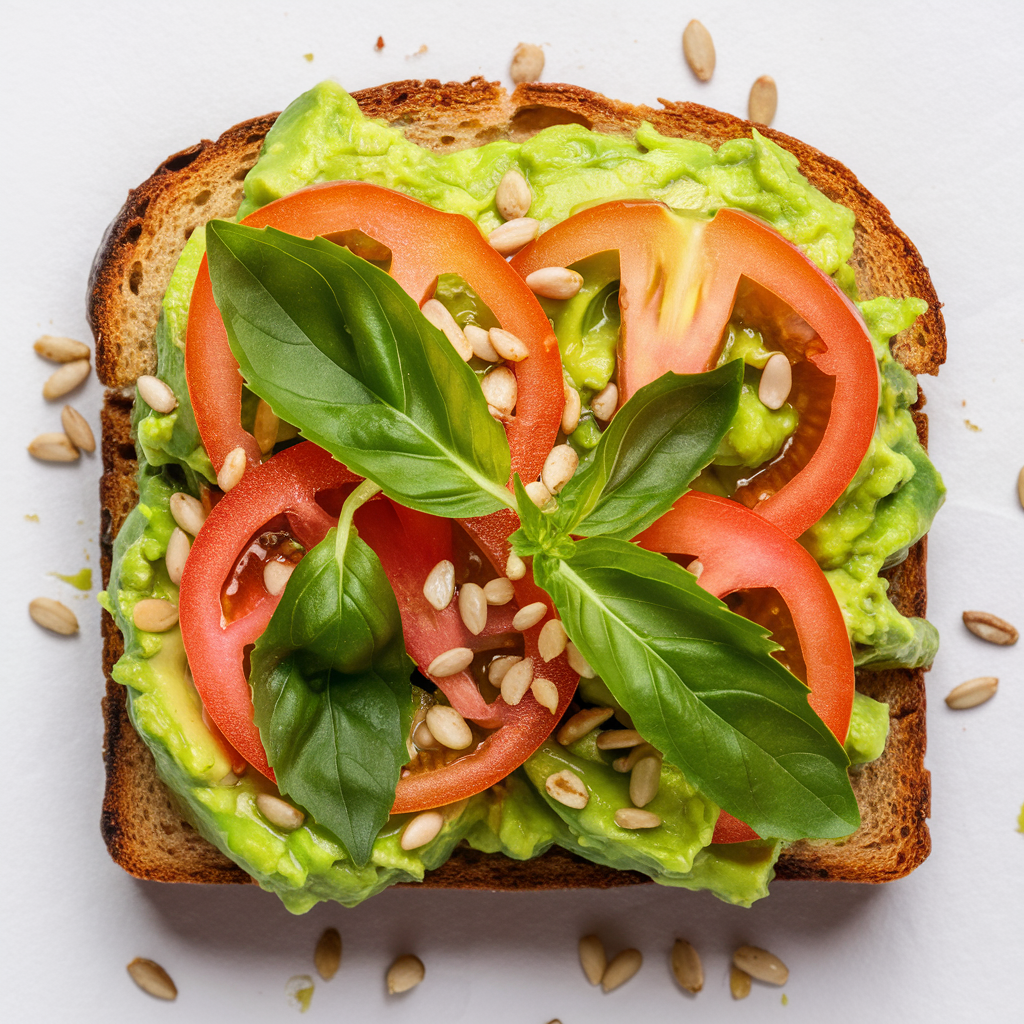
[{"xmin": 2, "ymin": 1, "xmax": 1022, "ymax": 1020}]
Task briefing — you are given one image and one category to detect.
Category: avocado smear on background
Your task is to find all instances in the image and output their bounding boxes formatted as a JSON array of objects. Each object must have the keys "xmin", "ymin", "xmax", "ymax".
[{"xmin": 103, "ymin": 81, "xmax": 939, "ymax": 911}]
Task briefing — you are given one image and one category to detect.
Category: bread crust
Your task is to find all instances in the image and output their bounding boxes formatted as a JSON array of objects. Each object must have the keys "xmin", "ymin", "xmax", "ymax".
[{"xmin": 94, "ymin": 78, "xmax": 941, "ymax": 892}]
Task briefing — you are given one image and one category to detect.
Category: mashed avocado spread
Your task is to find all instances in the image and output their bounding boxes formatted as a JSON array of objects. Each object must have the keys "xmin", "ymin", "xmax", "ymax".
[{"xmin": 103, "ymin": 81, "xmax": 940, "ymax": 911}]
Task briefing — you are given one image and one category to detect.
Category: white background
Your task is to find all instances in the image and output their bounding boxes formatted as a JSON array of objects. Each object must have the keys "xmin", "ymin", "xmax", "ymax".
[{"xmin": 2, "ymin": 1, "xmax": 1022, "ymax": 1020}]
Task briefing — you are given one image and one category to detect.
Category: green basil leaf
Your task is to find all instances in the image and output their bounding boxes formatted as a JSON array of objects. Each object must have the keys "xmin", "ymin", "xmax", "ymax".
[
  {"xmin": 205, "ymin": 220, "xmax": 513, "ymax": 517},
  {"xmin": 249, "ymin": 493, "xmax": 415, "ymax": 867},
  {"xmin": 534, "ymin": 538, "xmax": 859, "ymax": 841},
  {"xmin": 557, "ymin": 362, "xmax": 743, "ymax": 540}
]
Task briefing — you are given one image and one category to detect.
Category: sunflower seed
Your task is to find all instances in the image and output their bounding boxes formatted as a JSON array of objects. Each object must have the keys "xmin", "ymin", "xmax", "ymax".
[
  {"xmin": 1018, "ymin": 465, "xmax": 1024, "ymax": 509},
  {"xmin": 578, "ymin": 934, "xmax": 607, "ymax": 986},
  {"xmin": 749, "ymin": 75, "xmax": 778, "ymax": 126},
  {"xmin": 427, "ymin": 647, "xmax": 474, "ymax": 677},
  {"xmin": 488, "ymin": 654, "xmax": 522, "ymax": 685},
  {"xmin": 510, "ymin": 42, "xmax": 544, "ymax": 84},
  {"xmin": 545, "ymin": 768, "xmax": 588, "ymax": 809},
  {"xmin": 256, "ymin": 792, "xmax": 305, "ymax": 830},
  {"xmin": 525, "ymin": 480, "xmax": 552, "ymax": 507},
  {"xmin": 962, "ymin": 610, "xmax": 1018, "ymax": 645},
  {"xmin": 263, "ymin": 559, "xmax": 294, "ymax": 597},
  {"xmin": 464, "ymin": 323, "xmax": 501, "ymax": 361},
  {"xmin": 217, "ymin": 445, "xmax": 247, "ymax": 493},
  {"xmin": 481, "ymin": 365, "xmax": 518, "ymax": 415},
  {"xmin": 525, "ymin": 266, "xmax": 583, "ymax": 301},
  {"xmin": 630, "ymin": 755, "xmax": 661, "ymax": 807},
  {"xmin": 421, "ymin": 299, "xmax": 472, "ymax": 361},
  {"xmin": 165, "ymin": 528, "xmax": 191, "ymax": 586},
  {"xmin": 169, "ymin": 492, "xmax": 207, "ymax": 536},
  {"xmin": 34, "ymin": 334, "xmax": 90, "ymax": 363},
  {"xmin": 541, "ymin": 444, "xmax": 579, "ymax": 494},
  {"xmin": 61, "ymin": 405, "xmax": 95, "ymax": 452},
  {"xmin": 614, "ymin": 807, "xmax": 661, "ymax": 829},
  {"xmin": 682, "ymin": 20, "xmax": 715, "ymax": 81},
  {"xmin": 613, "ymin": 743, "xmax": 659, "ymax": 773},
  {"xmin": 423, "ymin": 560, "xmax": 456, "ymax": 611},
  {"xmin": 387, "ymin": 954, "xmax": 425, "ymax": 994},
  {"xmin": 489, "ymin": 218, "xmax": 539, "ymax": 257},
  {"xmin": 501, "ymin": 656, "xmax": 535, "ymax": 705},
  {"xmin": 27, "ymin": 432, "xmax": 79, "ymax": 462},
  {"xmin": 538, "ymin": 618, "xmax": 568, "ymax": 661},
  {"xmin": 483, "ymin": 577, "xmax": 515, "ymax": 605},
  {"xmin": 400, "ymin": 810, "xmax": 445, "ymax": 850},
  {"xmin": 425, "ymin": 705, "xmax": 473, "ymax": 749},
  {"xmin": 945, "ymin": 676, "xmax": 998, "ymax": 709},
  {"xmin": 596, "ymin": 728, "xmax": 642, "ymax": 750},
  {"xmin": 496, "ymin": 168, "xmax": 532, "ymax": 220},
  {"xmin": 686, "ymin": 559, "xmax": 704, "ymax": 578},
  {"xmin": 730, "ymin": 965, "xmax": 751, "ymax": 999},
  {"xmin": 506, "ymin": 551, "xmax": 527, "ymax": 580},
  {"xmin": 562, "ymin": 384, "xmax": 582, "ymax": 434},
  {"xmin": 126, "ymin": 958, "xmax": 177, "ymax": 1001},
  {"xmin": 671, "ymin": 939, "xmax": 703, "ymax": 993},
  {"xmin": 591, "ymin": 382, "xmax": 618, "ymax": 421},
  {"xmin": 413, "ymin": 720, "xmax": 440, "ymax": 750},
  {"xmin": 43, "ymin": 359, "xmax": 90, "ymax": 400},
  {"xmin": 458, "ymin": 582, "xmax": 488, "ymax": 635},
  {"xmin": 513, "ymin": 601, "xmax": 548, "ymax": 631},
  {"xmin": 758, "ymin": 352, "xmax": 792, "ymax": 409},
  {"xmin": 733, "ymin": 945, "xmax": 789, "ymax": 985},
  {"xmin": 136, "ymin": 373, "xmax": 177, "ymax": 413},
  {"xmin": 314, "ymin": 928, "xmax": 342, "ymax": 980},
  {"xmin": 565, "ymin": 641, "xmax": 595, "ymax": 677},
  {"xmin": 29, "ymin": 596, "xmax": 78, "ymax": 635},
  {"xmin": 556, "ymin": 706, "xmax": 614, "ymax": 746},
  {"xmin": 531, "ymin": 677, "xmax": 559, "ymax": 713},
  {"xmin": 132, "ymin": 598, "xmax": 179, "ymax": 633},
  {"xmin": 254, "ymin": 399, "xmax": 280, "ymax": 454},
  {"xmin": 602, "ymin": 948, "xmax": 642, "ymax": 992},
  {"xmin": 489, "ymin": 326, "xmax": 530, "ymax": 361}
]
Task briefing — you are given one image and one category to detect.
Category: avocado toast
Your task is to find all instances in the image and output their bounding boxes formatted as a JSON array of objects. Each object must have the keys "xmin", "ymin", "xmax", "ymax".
[{"xmin": 92, "ymin": 78, "xmax": 944, "ymax": 908}]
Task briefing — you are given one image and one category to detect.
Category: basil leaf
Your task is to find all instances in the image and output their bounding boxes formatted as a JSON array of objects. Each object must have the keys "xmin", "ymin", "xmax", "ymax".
[
  {"xmin": 249, "ymin": 488, "xmax": 415, "ymax": 866},
  {"xmin": 534, "ymin": 538, "xmax": 859, "ymax": 841},
  {"xmin": 205, "ymin": 220, "xmax": 513, "ymax": 517},
  {"xmin": 556, "ymin": 363, "xmax": 742, "ymax": 540}
]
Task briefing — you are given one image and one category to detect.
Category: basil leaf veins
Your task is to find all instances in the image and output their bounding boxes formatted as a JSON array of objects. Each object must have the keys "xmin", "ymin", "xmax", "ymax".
[
  {"xmin": 533, "ymin": 537, "xmax": 860, "ymax": 841},
  {"xmin": 205, "ymin": 220, "xmax": 514, "ymax": 518},
  {"xmin": 249, "ymin": 481, "xmax": 416, "ymax": 867}
]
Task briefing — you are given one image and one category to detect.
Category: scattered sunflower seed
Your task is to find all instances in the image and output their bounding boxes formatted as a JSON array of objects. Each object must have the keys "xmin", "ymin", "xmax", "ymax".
[
  {"xmin": 945, "ymin": 676, "xmax": 998, "ymax": 710},
  {"xmin": 61, "ymin": 405, "xmax": 95, "ymax": 452},
  {"xmin": 730, "ymin": 965, "xmax": 751, "ymax": 999},
  {"xmin": 748, "ymin": 75, "xmax": 778, "ymax": 125},
  {"xmin": 34, "ymin": 334, "xmax": 90, "ymax": 362},
  {"xmin": 733, "ymin": 944, "xmax": 789, "ymax": 985},
  {"xmin": 510, "ymin": 42, "xmax": 544, "ymax": 84},
  {"xmin": 670, "ymin": 938, "xmax": 703, "ymax": 993},
  {"xmin": 136, "ymin": 373, "xmax": 178, "ymax": 413},
  {"xmin": 256, "ymin": 792, "xmax": 305, "ymax": 830},
  {"xmin": 962, "ymin": 610, "xmax": 1018, "ymax": 645},
  {"xmin": 682, "ymin": 20, "xmax": 715, "ymax": 81},
  {"xmin": 386, "ymin": 954, "xmax": 425, "ymax": 994},
  {"xmin": 29, "ymin": 596, "xmax": 79, "ymax": 635},
  {"xmin": 425, "ymin": 705, "xmax": 474, "ymax": 749},
  {"xmin": 126, "ymin": 958, "xmax": 177, "ymax": 1001},
  {"xmin": 427, "ymin": 647, "xmax": 474, "ymax": 677},
  {"xmin": 27, "ymin": 432, "xmax": 79, "ymax": 462},
  {"xmin": 314, "ymin": 928, "xmax": 342, "ymax": 980},
  {"xmin": 614, "ymin": 807, "xmax": 661, "ymax": 829},
  {"xmin": 132, "ymin": 598, "xmax": 179, "ymax": 633},
  {"xmin": 1018, "ymin": 465, "xmax": 1024, "ymax": 509},
  {"xmin": 496, "ymin": 168, "xmax": 532, "ymax": 221},
  {"xmin": 578, "ymin": 934, "xmax": 607, "ymax": 986},
  {"xmin": 602, "ymin": 948, "xmax": 642, "ymax": 992},
  {"xmin": 545, "ymin": 768, "xmax": 589, "ymax": 809},
  {"xmin": 531, "ymin": 677, "xmax": 559, "ymax": 713},
  {"xmin": 556, "ymin": 706, "xmax": 614, "ymax": 746},
  {"xmin": 42, "ymin": 358, "xmax": 90, "ymax": 400}
]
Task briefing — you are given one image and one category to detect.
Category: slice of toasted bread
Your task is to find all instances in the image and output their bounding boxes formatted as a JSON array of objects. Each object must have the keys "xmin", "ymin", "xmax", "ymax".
[{"xmin": 93, "ymin": 78, "xmax": 942, "ymax": 891}]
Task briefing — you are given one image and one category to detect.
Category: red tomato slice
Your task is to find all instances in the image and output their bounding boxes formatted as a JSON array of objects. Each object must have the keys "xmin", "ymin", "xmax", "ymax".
[
  {"xmin": 185, "ymin": 181, "xmax": 563, "ymax": 489},
  {"xmin": 638, "ymin": 491, "xmax": 855, "ymax": 843},
  {"xmin": 178, "ymin": 442, "xmax": 578, "ymax": 813},
  {"xmin": 511, "ymin": 202, "xmax": 879, "ymax": 538}
]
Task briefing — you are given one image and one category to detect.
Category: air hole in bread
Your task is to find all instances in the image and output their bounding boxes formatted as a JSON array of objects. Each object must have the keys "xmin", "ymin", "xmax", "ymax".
[
  {"xmin": 128, "ymin": 262, "xmax": 143, "ymax": 296},
  {"xmin": 233, "ymin": 188, "xmax": 244, "ymax": 202},
  {"xmin": 124, "ymin": 223, "xmax": 142, "ymax": 245},
  {"xmin": 395, "ymin": 92, "xmax": 409, "ymax": 104},
  {"xmin": 193, "ymin": 189, "xmax": 212, "ymax": 206},
  {"xmin": 245, "ymin": 133, "xmax": 264, "ymax": 146},
  {"xmin": 510, "ymin": 105, "xmax": 593, "ymax": 139},
  {"xmin": 162, "ymin": 145, "xmax": 203, "ymax": 173},
  {"xmin": 440, "ymin": 135, "xmax": 456, "ymax": 145},
  {"xmin": 183, "ymin": 226, "xmax": 195, "ymax": 242}
]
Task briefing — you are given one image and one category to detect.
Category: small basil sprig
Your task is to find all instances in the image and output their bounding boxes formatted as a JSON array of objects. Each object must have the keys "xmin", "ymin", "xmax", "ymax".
[
  {"xmin": 532, "ymin": 540, "xmax": 859, "ymax": 840},
  {"xmin": 205, "ymin": 221, "xmax": 514, "ymax": 518},
  {"xmin": 249, "ymin": 481, "xmax": 415, "ymax": 866}
]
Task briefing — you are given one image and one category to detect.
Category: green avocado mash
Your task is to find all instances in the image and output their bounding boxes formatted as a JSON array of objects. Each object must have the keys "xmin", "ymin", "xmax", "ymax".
[{"xmin": 106, "ymin": 80, "xmax": 940, "ymax": 912}]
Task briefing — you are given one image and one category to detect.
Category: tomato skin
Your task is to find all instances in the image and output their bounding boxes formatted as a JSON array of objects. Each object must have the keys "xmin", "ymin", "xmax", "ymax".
[
  {"xmin": 178, "ymin": 443, "xmax": 578, "ymax": 812},
  {"xmin": 511, "ymin": 202, "xmax": 879, "ymax": 538},
  {"xmin": 637, "ymin": 491, "xmax": 855, "ymax": 843},
  {"xmin": 185, "ymin": 181, "xmax": 563, "ymax": 488}
]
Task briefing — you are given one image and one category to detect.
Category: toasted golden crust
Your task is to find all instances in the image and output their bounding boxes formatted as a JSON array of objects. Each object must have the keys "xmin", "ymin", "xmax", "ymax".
[{"xmin": 95, "ymin": 78, "xmax": 942, "ymax": 893}]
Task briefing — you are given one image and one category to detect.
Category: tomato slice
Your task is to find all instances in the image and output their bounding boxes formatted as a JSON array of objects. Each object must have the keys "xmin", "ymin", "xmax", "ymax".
[
  {"xmin": 178, "ymin": 442, "xmax": 578, "ymax": 812},
  {"xmin": 511, "ymin": 202, "xmax": 879, "ymax": 538},
  {"xmin": 185, "ymin": 181, "xmax": 563, "ymax": 489},
  {"xmin": 637, "ymin": 491, "xmax": 855, "ymax": 843}
]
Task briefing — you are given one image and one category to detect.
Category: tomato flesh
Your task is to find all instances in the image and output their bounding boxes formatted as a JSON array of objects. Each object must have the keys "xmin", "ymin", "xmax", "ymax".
[
  {"xmin": 638, "ymin": 491, "xmax": 855, "ymax": 843},
  {"xmin": 185, "ymin": 181, "xmax": 564, "ymax": 490},
  {"xmin": 511, "ymin": 202, "xmax": 879, "ymax": 538}
]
